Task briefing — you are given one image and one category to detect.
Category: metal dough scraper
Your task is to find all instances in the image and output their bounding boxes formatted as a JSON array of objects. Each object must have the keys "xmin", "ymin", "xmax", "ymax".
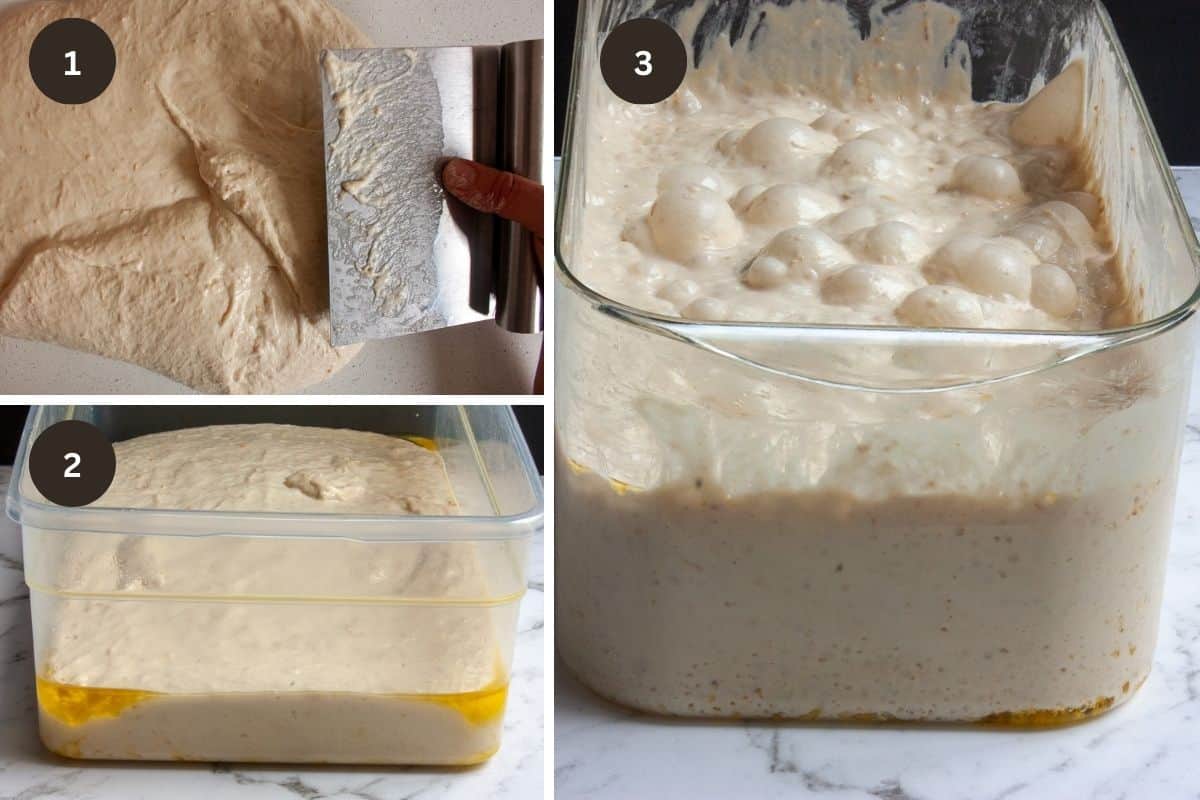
[{"xmin": 320, "ymin": 40, "xmax": 543, "ymax": 347}]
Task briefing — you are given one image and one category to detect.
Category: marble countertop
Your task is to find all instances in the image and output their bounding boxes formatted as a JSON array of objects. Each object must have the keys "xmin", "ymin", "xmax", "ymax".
[
  {"xmin": 0, "ymin": 468, "xmax": 544, "ymax": 800},
  {"xmin": 555, "ymin": 169, "xmax": 1200, "ymax": 799}
]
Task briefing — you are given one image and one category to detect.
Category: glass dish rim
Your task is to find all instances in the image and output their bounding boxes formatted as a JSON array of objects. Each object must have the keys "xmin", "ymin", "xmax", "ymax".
[{"xmin": 553, "ymin": 0, "xmax": 1200, "ymax": 384}]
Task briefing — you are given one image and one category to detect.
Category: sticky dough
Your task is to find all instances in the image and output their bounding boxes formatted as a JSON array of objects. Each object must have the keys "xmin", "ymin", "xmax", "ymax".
[
  {"xmin": 581, "ymin": 35, "xmax": 1127, "ymax": 332},
  {"xmin": 0, "ymin": 0, "xmax": 370, "ymax": 393}
]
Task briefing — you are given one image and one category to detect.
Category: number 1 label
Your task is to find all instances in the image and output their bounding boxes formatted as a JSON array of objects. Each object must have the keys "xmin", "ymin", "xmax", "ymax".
[{"xmin": 64, "ymin": 50, "xmax": 81, "ymax": 76}]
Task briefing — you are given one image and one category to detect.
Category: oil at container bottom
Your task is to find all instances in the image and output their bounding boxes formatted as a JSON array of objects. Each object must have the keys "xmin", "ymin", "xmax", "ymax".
[{"xmin": 36, "ymin": 675, "xmax": 509, "ymax": 764}]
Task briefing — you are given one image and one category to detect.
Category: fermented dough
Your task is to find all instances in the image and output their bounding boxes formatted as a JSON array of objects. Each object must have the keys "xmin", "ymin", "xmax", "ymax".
[
  {"xmin": 96, "ymin": 423, "xmax": 458, "ymax": 515},
  {"xmin": 578, "ymin": 9, "xmax": 1128, "ymax": 333},
  {"xmin": 0, "ymin": 0, "xmax": 370, "ymax": 393},
  {"xmin": 35, "ymin": 425, "xmax": 511, "ymax": 764},
  {"xmin": 557, "ymin": 1, "xmax": 1187, "ymax": 723}
]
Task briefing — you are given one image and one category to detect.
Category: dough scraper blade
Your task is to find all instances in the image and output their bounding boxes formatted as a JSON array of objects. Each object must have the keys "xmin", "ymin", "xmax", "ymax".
[{"xmin": 320, "ymin": 43, "xmax": 543, "ymax": 347}]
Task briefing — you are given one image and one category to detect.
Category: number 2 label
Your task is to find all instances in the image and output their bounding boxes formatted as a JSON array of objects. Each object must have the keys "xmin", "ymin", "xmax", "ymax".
[
  {"xmin": 64, "ymin": 50, "xmax": 81, "ymax": 77},
  {"xmin": 634, "ymin": 50, "xmax": 653, "ymax": 77},
  {"xmin": 63, "ymin": 452, "xmax": 81, "ymax": 478}
]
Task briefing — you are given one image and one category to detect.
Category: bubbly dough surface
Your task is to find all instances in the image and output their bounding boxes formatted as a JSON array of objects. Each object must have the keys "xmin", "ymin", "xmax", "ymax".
[
  {"xmin": 579, "ymin": 50, "xmax": 1131, "ymax": 331},
  {"xmin": 96, "ymin": 423, "xmax": 458, "ymax": 515},
  {"xmin": 0, "ymin": 0, "xmax": 370, "ymax": 393}
]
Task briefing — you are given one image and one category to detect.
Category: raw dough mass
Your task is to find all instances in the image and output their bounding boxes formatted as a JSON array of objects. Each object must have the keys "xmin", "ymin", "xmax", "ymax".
[
  {"xmin": 0, "ymin": 0, "xmax": 371, "ymax": 393},
  {"xmin": 34, "ymin": 425, "xmax": 511, "ymax": 764}
]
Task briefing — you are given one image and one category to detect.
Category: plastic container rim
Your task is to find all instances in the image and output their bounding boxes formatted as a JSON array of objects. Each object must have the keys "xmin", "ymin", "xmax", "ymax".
[{"xmin": 5, "ymin": 406, "xmax": 544, "ymax": 543}]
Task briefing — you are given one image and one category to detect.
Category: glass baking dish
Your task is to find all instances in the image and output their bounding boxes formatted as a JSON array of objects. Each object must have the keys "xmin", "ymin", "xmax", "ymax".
[
  {"xmin": 555, "ymin": 0, "xmax": 1200, "ymax": 724},
  {"xmin": 6, "ymin": 405, "xmax": 542, "ymax": 764}
]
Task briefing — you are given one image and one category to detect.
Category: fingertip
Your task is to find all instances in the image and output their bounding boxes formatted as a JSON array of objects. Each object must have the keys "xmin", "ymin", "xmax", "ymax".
[{"xmin": 443, "ymin": 158, "xmax": 476, "ymax": 193}]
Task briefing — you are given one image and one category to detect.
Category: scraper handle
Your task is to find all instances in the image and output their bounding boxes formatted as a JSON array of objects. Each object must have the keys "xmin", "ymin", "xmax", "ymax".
[{"xmin": 494, "ymin": 39, "xmax": 544, "ymax": 335}]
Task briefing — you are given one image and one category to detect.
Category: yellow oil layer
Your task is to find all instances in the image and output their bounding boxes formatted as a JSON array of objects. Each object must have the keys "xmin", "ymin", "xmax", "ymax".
[
  {"xmin": 37, "ymin": 677, "xmax": 509, "ymax": 729},
  {"xmin": 399, "ymin": 434, "xmax": 465, "ymax": 509},
  {"xmin": 415, "ymin": 683, "xmax": 509, "ymax": 726},
  {"xmin": 402, "ymin": 435, "xmax": 439, "ymax": 452},
  {"xmin": 978, "ymin": 695, "xmax": 1117, "ymax": 727},
  {"xmin": 760, "ymin": 701, "xmax": 1119, "ymax": 727},
  {"xmin": 748, "ymin": 705, "xmax": 1121, "ymax": 727},
  {"xmin": 37, "ymin": 678, "xmax": 158, "ymax": 726},
  {"xmin": 567, "ymin": 458, "xmax": 639, "ymax": 495},
  {"xmin": 579, "ymin": 679, "xmax": 1134, "ymax": 730}
]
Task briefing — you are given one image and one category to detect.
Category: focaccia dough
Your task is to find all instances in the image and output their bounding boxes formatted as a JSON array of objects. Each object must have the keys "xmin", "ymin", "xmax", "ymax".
[
  {"xmin": 97, "ymin": 423, "xmax": 458, "ymax": 515},
  {"xmin": 0, "ymin": 0, "xmax": 370, "ymax": 393},
  {"xmin": 36, "ymin": 425, "xmax": 507, "ymax": 764}
]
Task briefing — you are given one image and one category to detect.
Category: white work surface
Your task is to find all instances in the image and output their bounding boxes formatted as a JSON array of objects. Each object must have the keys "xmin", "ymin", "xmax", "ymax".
[
  {"xmin": 555, "ymin": 170, "xmax": 1200, "ymax": 799},
  {"xmin": 0, "ymin": 0, "xmax": 543, "ymax": 396},
  {"xmin": 0, "ymin": 468, "xmax": 545, "ymax": 800}
]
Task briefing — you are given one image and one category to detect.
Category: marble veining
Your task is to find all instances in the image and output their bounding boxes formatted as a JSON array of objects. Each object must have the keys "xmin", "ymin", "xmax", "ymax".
[
  {"xmin": 0, "ymin": 465, "xmax": 544, "ymax": 800},
  {"xmin": 554, "ymin": 169, "xmax": 1200, "ymax": 800}
]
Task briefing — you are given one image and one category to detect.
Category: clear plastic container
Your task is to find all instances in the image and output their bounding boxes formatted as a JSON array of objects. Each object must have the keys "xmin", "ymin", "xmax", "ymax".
[
  {"xmin": 556, "ymin": 0, "xmax": 1200, "ymax": 724},
  {"xmin": 7, "ymin": 406, "xmax": 542, "ymax": 764}
]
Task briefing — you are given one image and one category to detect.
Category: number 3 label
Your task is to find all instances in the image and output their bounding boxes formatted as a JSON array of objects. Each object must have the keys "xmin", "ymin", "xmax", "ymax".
[
  {"xmin": 600, "ymin": 18, "xmax": 685, "ymax": 105},
  {"xmin": 63, "ymin": 452, "xmax": 81, "ymax": 478},
  {"xmin": 634, "ymin": 50, "xmax": 653, "ymax": 77}
]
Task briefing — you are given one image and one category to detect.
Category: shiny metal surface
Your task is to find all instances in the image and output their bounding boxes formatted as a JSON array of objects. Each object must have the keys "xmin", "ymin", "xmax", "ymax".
[
  {"xmin": 323, "ymin": 41, "xmax": 543, "ymax": 346},
  {"xmin": 322, "ymin": 47, "xmax": 495, "ymax": 346},
  {"xmin": 495, "ymin": 39, "xmax": 545, "ymax": 334}
]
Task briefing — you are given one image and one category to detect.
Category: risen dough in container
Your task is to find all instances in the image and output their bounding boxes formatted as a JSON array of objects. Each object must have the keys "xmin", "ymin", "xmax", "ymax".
[
  {"xmin": 94, "ymin": 423, "xmax": 458, "ymax": 515},
  {"xmin": 556, "ymin": 0, "xmax": 1189, "ymax": 725},
  {"xmin": 0, "ymin": 0, "xmax": 369, "ymax": 393},
  {"xmin": 35, "ymin": 425, "xmax": 511, "ymax": 764}
]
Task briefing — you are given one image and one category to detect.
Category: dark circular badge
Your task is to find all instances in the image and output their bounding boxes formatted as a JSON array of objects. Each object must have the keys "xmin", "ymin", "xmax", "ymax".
[
  {"xmin": 29, "ymin": 18, "xmax": 116, "ymax": 105},
  {"xmin": 600, "ymin": 18, "xmax": 687, "ymax": 105},
  {"xmin": 29, "ymin": 421, "xmax": 116, "ymax": 508}
]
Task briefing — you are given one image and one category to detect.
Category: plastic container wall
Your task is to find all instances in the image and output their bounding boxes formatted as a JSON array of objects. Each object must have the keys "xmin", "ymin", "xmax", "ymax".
[
  {"xmin": 8, "ymin": 406, "xmax": 543, "ymax": 764},
  {"xmin": 555, "ymin": 0, "xmax": 1200, "ymax": 723}
]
